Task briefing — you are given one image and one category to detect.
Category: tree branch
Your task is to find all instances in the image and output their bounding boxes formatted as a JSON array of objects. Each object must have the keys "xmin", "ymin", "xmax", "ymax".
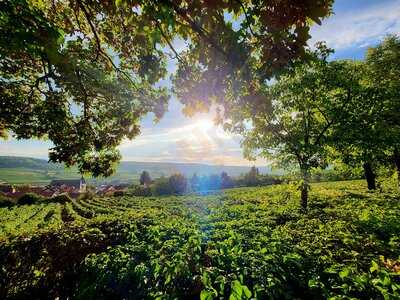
[
  {"xmin": 165, "ymin": 0, "xmax": 229, "ymax": 59},
  {"xmin": 76, "ymin": 0, "xmax": 101, "ymax": 61},
  {"xmin": 235, "ymin": 0, "xmax": 257, "ymax": 37},
  {"xmin": 153, "ymin": 18, "xmax": 185, "ymax": 64}
]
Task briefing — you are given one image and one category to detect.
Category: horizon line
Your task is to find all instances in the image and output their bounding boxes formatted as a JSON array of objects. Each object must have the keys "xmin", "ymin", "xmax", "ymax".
[{"xmin": 0, "ymin": 155, "xmax": 269, "ymax": 168}]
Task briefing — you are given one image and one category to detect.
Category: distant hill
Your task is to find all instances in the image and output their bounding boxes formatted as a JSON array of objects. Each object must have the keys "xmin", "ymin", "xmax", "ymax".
[
  {"xmin": 0, "ymin": 156, "xmax": 279, "ymax": 185},
  {"xmin": 0, "ymin": 156, "xmax": 63, "ymax": 170}
]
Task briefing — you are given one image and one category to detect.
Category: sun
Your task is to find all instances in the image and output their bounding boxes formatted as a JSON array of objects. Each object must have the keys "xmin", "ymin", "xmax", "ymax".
[{"xmin": 194, "ymin": 119, "xmax": 214, "ymax": 132}]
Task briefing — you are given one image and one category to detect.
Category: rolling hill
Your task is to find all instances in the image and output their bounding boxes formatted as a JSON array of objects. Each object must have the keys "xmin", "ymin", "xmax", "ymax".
[{"xmin": 0, "ymin": 156, "xmax": 277, "ymax": 185}]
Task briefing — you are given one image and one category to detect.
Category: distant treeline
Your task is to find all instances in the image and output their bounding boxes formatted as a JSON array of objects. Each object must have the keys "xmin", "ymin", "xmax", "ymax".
[
  {"xmin": 131, "ymin": 167, "xmax": 281, "ymax": 196},
  {"xmin": 130, "ymin": 165, "xmax": 362, "ymax": 197}
]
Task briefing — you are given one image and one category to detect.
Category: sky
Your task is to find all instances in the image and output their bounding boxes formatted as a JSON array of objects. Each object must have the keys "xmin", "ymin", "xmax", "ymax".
[{"xmin": 1, "ymin": 0, "xmax": 399, "ymax": 166}]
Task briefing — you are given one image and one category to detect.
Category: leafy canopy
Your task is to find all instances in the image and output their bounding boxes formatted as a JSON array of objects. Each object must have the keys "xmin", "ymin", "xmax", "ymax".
[{"xmin": 0, "ymin": 0, "xmax": 333, "ymax": 176}]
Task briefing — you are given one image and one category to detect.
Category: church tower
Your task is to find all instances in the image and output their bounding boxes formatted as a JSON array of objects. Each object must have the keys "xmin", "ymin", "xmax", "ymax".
[{"xmin": 79, "ymin": 176, "xmax": 87, "ymax": 193}]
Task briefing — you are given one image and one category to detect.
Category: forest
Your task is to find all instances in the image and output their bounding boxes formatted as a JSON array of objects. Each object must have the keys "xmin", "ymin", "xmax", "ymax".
[{"xmin": 0, "ymin": 0, "xmax": 399, "ymax": 299}]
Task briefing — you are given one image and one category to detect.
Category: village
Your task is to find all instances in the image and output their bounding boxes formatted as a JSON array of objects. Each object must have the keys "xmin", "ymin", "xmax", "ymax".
[{"xmin": 0, "ymin": 177, "xmax": 130, "ymax": 200}]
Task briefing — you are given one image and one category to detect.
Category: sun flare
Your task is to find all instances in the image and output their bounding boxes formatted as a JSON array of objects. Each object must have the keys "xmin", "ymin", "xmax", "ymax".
[{"xmin": 194, "ymin": 119, "xmax": 214, "ymax": 132}]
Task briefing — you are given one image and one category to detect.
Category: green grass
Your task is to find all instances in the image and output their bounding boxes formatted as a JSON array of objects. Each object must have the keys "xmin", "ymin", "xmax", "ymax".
[
  {"xmin": 0, "ymin": 167, "xmax": 139, "ymax": 185},
  {"xmin": 0, "ymin": 168, "xmax": 79, "ymax": 184},
  {"xmin": 0, "ymin": 180, "xmax": 399, "ymax": 299}
]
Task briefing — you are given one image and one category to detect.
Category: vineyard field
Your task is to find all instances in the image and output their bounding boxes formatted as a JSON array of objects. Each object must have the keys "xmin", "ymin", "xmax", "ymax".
[{"xmin": 0, "ymin": 180, "xmax": 399, "ymax": 299}]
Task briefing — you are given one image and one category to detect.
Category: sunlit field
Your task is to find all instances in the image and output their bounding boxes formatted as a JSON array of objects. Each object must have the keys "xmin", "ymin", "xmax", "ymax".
[{"xmin": 1, "ymin": 180, "xmax": 399, "ymax": 299}]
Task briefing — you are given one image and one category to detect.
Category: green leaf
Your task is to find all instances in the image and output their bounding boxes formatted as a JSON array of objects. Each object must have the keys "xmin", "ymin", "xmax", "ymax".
[
  {"xmin": 200, "ymin": 290, "xmax": 214, "ymax": 300},
  {"xmin": 339, "ymin": 268, "xmax": 351, "ymax": 279},
  {"xmin": 231, "ymin": 280, "xmax": 243, "ymax": 298},
  {"xmin": 370, "ymin": 261, "xmax": 380, "ymax": 273},
  {"xmin": 242, "ymin": 285, "xmax": 252, "ymax": 298}
]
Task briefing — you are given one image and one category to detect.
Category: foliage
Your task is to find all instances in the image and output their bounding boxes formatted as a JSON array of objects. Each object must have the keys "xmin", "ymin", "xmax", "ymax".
[
  {"xmin": 0, "ymin": 195, "xmax": 14, "ymax": 208},
  {"xmin": 0, "ymin": 0, "xmax": 169, "ymax": 176},
  {"xmin": 48, "ymin": 193, "xmax": 72, "ymax": 204},
  {"xmin": 168, "ymin": 173, "xmax": 188, "ymax": 195},
  {"xmin": 325, "ymin": 36, "xmax": 400, "ymax": 190},
  {"xmin": 243, "ymin": 166, "xmax": 260, "ymax": 186},
  {"xmin": 139, "ymin": 170, "xmax": 152, "ymax": 186},
  {"xmin": 78, "ymin": 190, "xmax": 95, "ymax": 201},
  {"xmin": 173, "ymin": 0, "xmax": 333, "ymax": 118},
  {"xmin": 365, "ymin": 35, "xmax": 400, "ymax": 185},
  {"xmin": 131, "ymin": 184, "xmax": 152, "ymax": 197},
  {"xmin": 0, "ymin": 181, "xmax": 399, "ymax": 299},
  {"xmin": 0, "ymin": 0, "xmax": 332, "ymax": 176},
  {"xmin": 152, "ymin": 177, "xmax": 173, "ymax": 196},
  {"xmin": 239, "ymin": 45, "xmax": 357, "ymax": 209},
  {"xmin": 220, "ymin": 172, "xmax": 234, "ymax": 189},
  {"xmin": 150, "ymin": 171, "xmax": 282, "ymax": 195},
  {"xmin": 113, "ymin": 190, "xmax": 125, "ymax": 197},
  {"xmin": 17, "ymin": 192, "xmax": 44, "ymax": 205}
]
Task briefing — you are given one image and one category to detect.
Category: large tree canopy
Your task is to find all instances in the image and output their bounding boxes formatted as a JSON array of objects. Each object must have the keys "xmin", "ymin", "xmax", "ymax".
[
  {"xmin": 233, "ymin": 47, "xmax": 369, "ymax": 209},
  {"xmin": 327, "ymin": 35, "xmax": 400, "ymax": 190},
  {"xmin": 173, "ymin": 0, "xmax": 333, "ymax": 122},
  {"xmin": 0, "ymin": 0, "xmax": 332, "ymax": 176},
  {"xmin": 0, "ymin": 0, "xmax": 169, "ymax": 176},
  {"xmin": 365, "ymin": 35, "xmax": 400, "ymax": 185}
]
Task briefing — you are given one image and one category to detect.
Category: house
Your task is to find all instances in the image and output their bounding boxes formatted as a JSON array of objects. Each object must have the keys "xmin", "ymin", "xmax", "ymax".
[
  {"xmin": 0, "ymin": 184, "xmax": 15, "ymax": 194},
  {"xmin": 3, "ymin": 185, "xmax": 57, "ymax": 199},
  {"xmin": 50, "ymin": 176, "xmax": 87, "ymax": 193},
  {"xmin": 96, "ymin": 185, "xmax": 115, "ymax": 196}
]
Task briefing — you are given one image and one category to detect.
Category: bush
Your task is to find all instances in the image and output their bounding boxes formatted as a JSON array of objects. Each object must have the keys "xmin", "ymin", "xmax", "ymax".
[
  {"xmin": 17, "ymin": 193, "xmax": 43, "ymax": 205},
  {"xmin": 168, "ymin": 173, "xmax": 187, "ymax": 195},
  {"xmin": 132, "ymin": 185, "xmax": 152, "ymax": 197},
  {"xmin": 113, "ymin": 190, "xmax": 125, "ymax": 197},
  {"xmin": 0, "ymin": 194, "xmax": 15, "ymax": 208},
  {"xmin": 49, "ymin": 193, "xmax": 72, "ymax": 204},
  {"xmin": 152, "ymin": 177, "xmax": 173, "ymax": 196},
  {"xmin": 79, "ymin": 190, "xmax": 95, "ymax": 200}
]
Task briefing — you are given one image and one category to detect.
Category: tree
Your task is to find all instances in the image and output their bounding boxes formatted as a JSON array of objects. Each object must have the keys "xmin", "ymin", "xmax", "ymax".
[
  {"xmin": 173, "ymin": 1, "xmax": 333, "ymax": 127},
  {"xmin": 327, "ymin": 39, "xmax": 400, "ymax": 190},
  {"xmin": 365, "ymin": 35, "xmax": 400, "ymax": 186},
  {"xmin": 220, "ymin": 172, "xmax": 234, "ymax": 189},
  {"xmin": 207, "ymin": 174, "xmax": 222, "ymax": 190},
  {"xmin": 244, "ymin": 166, "xmax": 259, "ymax": 187},
  {"xmin": 190, "ymin": 173, "xmax": 200, "ymax": 191},
  {"xmin": 0, "ymin": 0, "xmax": 168, "ymax": 176},
  {"xmin": 139, "ymin": 171, "xmax": 152, "ymax": 186},
  {"xmin": 168, "ymin": 173, "xmax": 187, "ymax": 195},
  {"xmin": 239, "ymin": 47, "xmax": 365, "ymax": 210},
  {"xmin": 1, "ymin": 0, "xmax": 332, "ymax": 176}
]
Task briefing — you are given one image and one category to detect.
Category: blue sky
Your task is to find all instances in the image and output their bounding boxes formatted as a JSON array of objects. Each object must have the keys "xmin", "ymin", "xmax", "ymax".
[{"xmin": 1, "ymin": 0, "xmax": 399, "ymax": 165}]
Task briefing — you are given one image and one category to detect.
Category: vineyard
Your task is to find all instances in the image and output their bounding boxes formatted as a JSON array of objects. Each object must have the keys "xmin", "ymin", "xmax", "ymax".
[{"xmin": 0, "ymin": 180, "xmax": 399, "ymax": 299}]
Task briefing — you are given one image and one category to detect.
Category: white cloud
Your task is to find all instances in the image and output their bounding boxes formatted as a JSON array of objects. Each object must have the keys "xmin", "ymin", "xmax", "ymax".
[
  {"xmin": 119, "ymin": 116, "xmax": 268, "ymax": 166},
  {"xmin": 311, "ymin": 0, "xmax": 400, "ymax": 50}
]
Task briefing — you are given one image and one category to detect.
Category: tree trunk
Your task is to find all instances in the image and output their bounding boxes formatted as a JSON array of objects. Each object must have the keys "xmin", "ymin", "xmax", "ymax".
[
  {"xmin": 394, "ymin": 148, "xmax": 400, "ymax": 187},
  {"xmin": 363, "ymin": 161, "xmax": 376, "ymax": 190},
  {"xmin": 300, "ymin": 167, "xmax": 310, "ymax": 211}
]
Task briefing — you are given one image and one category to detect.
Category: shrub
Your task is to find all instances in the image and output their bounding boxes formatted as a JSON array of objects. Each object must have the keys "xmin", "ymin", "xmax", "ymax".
[
  {"xmin": 79, "ymin": 190, "xmax": 95, "ymax": 200},
  {"xmin": 139, "ymin": 171, "xmax": 152, "ymax": 186},
  {"xmin": 220, "ymin": 172, "xmax": 234, "ymax": 189},
  {"xmin": 168, "ymin": 173, "xmax": 187, "ymax": 195},
  {"xmin": 132, "ymin": 185, "xmax": 152, "ymax": 197},
  {"xmin": 0, "ymin": 194, "xmax": 14, "ymax": 208},
  {"xmin": 49, "ymin": 193, "xmax": 72, "ymax": 204},
  {"xmin": 152, "ymin": 177, "xmax": 173, "ymax": 196},
  {"xmin": 113, "ymin": 190, "xmax": 125, "ymax": 197},
  {"xmin": 17, "ymin": 193, "xmax": 43, "ymax": 205}
]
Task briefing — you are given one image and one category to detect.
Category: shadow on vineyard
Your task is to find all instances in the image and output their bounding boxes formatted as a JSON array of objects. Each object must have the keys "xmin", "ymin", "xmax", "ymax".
[{"xmin": 0, "ymin": 180, "xmax": 399, "ymax": 299}]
